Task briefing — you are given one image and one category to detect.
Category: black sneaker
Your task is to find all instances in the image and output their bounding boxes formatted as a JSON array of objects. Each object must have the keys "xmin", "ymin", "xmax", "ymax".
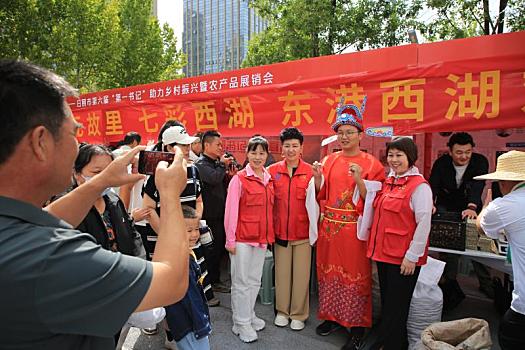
[{"xmin": 316, "ymin": 320, "xmax": 342, "ymax": 336}]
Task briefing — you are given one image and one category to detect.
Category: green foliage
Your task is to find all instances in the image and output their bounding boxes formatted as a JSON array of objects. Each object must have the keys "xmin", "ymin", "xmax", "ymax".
[
  {"xmin": 159, "ymin": 23, "xmax": 188, "ymax": 81},
  {"xmin": 117, "ymin": 0, "xmax": 165, "ymax": 87},
  {"xmin": 243, "ymin": 0, "xmax": 425, "ymax": 67},
  {"xmin": 345, "ymin": 0, "xmax": 425, "ymax": 49},
  {"xmin": 243, "ymin": 0, "xmax": 524, "ymax": 67},
  {"xmin": 421, "ymin": 0, "xmax": 525, "ymax": 40},
  {"xmin": 0, "ymin": 0, "xmax": 186, "ymax": 92},
  {"xmin": 242, "ymin": 27, "xmax": 293, "ymax": 67},
  {"xmin": 504, "ymin": 0, "xmax": 525, "ymax": 32},
  {"xmin": 49, "ymin": 0, "xmax": 123, "ymax": 92}
]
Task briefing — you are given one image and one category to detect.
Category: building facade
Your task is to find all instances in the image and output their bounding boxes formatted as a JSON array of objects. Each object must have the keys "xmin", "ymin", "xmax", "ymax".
[{"xmin": 183, "ymin": 0, "xmax": 268, "ymax": 77}]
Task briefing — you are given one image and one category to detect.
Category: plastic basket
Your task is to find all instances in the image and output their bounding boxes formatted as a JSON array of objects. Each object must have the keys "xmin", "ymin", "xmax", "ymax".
[{"xmin": 429, "ymin": 211, "xmax": 466, "ymax": 251}]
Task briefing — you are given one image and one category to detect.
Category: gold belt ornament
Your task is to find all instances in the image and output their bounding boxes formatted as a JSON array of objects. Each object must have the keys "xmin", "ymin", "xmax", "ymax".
[
  {"xmin": 324, "ymin": 206, "xmax": 358, "ymax": 223},
  {"xmin": 322, "ymin": 206, "xmax": 358, "ymax": 238}
]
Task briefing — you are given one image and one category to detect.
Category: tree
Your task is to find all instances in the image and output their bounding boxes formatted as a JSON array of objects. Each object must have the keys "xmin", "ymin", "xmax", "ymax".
[
  {"xmin": 48, "ymin": 0, "xmax": 124, "ymax": 92},
  {"xmin": 159, "ymin": 23, "xmax": 188, "ymax": 82},
  {"xmin": 421, "ymin": 0, "xmax": 525, "ymax": 41},
  {"xmin": 243, "ymin": 0, "xmax": 524, "ymax": 67},
  {"xmin": 0, "ymin": 0, "xmax": 186, "ymax": 92},
  {"xmin": 116, "ymin": 0, "xmax": 186, "ymax": 87},
  {"xmin": 0, "ymin": 0, "xmax": 124, "ymax": 92},
  {"xmin": 242, "ymin": 26, "xmax": 293, "ymax": 67},
  {"xmin": 0, "ymin": 0, "xmax": 56, "ymax": 65},
  {"xmin": 243, "ymin": 0, "xmax": 425, "ymax": 67},
  {"xmin": 506, "ymin": 0, "xmax": 525, "ymax": 31}
]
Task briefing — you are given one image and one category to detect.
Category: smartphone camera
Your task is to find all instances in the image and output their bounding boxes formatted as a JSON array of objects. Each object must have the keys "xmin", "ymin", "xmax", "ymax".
[{"xmin": 138, "ymin": 151, "xmax": 175, "ymax": 175}]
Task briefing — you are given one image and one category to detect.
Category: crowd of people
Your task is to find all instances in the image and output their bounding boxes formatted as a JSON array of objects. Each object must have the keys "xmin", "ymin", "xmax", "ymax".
[{"xmin": 1, "ymin": 59, "xmax": 524, "ymax": 350}]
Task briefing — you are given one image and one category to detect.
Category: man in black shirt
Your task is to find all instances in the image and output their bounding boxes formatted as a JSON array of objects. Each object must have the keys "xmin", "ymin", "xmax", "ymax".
[
  {"xmin": 195, "ymin": 130, "xmax": 233, "ymax": 293},
  {"xmin": 429, "ymin": 132, "xmax": 492, "ymax": 308}
]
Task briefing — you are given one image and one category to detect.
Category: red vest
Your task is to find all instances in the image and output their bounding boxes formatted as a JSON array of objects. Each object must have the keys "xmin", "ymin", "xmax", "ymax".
[
  {"xmin": 268, "ymin": 159, "xmax": 313, "ymax": 241},
  {"xmin": 367, "ymin": 175, "xmax": 429, "ymax": 266},
  {"xmin": 235, "ymin": 169, "xmax": 275, "ymax": 244}
]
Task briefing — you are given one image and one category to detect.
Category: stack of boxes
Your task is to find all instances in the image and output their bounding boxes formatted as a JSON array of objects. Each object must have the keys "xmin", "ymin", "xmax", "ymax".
[
  {"xmin": 465, "ymin": 218, "xmax": 502, "ymax": 255},
  {"xmin": 465, "ymin": 219, "xmax": 479, "ymax": 250}
]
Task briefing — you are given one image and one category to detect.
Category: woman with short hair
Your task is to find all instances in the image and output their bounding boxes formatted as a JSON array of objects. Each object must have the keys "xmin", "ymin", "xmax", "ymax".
[
  {"xmin": 360, "ymin": 137, "xmax": 433, "ymax": 350},
  {"xmin": 268, "ymin": 127, "xmax": 314, "ymax": 331}
]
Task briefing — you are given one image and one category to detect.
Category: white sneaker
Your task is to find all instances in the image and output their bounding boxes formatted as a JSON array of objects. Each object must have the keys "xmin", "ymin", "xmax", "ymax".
[
  {"xmin": 232, "ymin": 324, "xmax": 258, "ymax": 343},
  {"xmin": 251, "ymin": 316, "xmax": 266, "ymax": 331},
  {"xmin": 274, "ymin": 314, "xmax": 289, "ymax": 327},
  {"xmin": 290, "ymin": 319, "xmax": 305, "ymax": 331},
  {"xmin": 164, "ymin": 339, "xmax": 178, "ymax": 350}
]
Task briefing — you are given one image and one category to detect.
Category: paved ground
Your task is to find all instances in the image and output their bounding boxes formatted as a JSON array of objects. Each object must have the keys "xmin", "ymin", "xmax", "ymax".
[
  {"xmin": 123, "ymin": 291, "xmax": 347, "ymax": 350},
  {"xmin": 123, "ymin": 269, "xmax": 502, "ymax": 349}
]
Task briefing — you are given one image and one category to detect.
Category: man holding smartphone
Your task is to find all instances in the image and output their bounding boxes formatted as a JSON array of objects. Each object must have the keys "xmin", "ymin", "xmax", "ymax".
[
  {"xmin": 0, "ymin": 60, "xmax": 189, "ymax": 350},
  {"xmin": 195, "ymin": 130, "xmax": 233, "ymax": 293}
]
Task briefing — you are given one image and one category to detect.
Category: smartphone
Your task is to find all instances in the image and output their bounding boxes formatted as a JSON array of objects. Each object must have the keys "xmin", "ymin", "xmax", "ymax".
[{"xmin": 138, "ymin": 150, "xmax": 175, "ymax": 175}]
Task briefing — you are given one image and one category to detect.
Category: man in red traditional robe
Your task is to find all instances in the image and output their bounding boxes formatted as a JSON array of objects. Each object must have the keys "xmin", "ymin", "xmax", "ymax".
[{"xmin": 313, "ymin": 97, "xmax": 385, "ymax": 350}]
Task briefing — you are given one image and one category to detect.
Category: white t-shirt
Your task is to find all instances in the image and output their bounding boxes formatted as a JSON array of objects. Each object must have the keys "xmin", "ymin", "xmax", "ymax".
[
  {"xmin": 453, "ymin": 164, "xmax": 468, "ymax": 188},
  {"xmin": 189, "ymin": 149, "xmax": 199, "ymax": 163},
  {"xmin": 480, "ymin": 184, "xmax": 525, "ymax": 315}
]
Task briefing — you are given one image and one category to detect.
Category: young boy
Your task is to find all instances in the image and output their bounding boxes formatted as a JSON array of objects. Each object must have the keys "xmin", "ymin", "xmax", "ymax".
[{"xmin": 165, "ymin": 205, "xmax": 212, "ymax": 349}]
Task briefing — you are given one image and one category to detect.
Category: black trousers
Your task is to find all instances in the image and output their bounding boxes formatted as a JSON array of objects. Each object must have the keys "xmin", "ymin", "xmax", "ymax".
[
  {"xmin": 359, "ymin": 261, "xmax": 420, "ymax": 350},
  {"xmin": 204, "ymin": 217, "xmax": 227, "ymax": 284},
  {"xmin": 499, "ymin": 308, "xmax": 525, "ymax": 350}
]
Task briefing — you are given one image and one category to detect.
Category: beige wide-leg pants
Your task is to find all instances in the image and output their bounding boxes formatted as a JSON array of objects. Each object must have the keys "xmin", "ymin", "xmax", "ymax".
[{"xmin": 274, "ymin": 239, "xmax": 311, "ymax": 321}]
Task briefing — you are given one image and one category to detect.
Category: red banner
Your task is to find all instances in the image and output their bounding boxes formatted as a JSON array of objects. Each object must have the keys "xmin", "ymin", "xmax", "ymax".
[{"xmin": 70, "ymin": 31, "xmax": 525, "ymax": 143}]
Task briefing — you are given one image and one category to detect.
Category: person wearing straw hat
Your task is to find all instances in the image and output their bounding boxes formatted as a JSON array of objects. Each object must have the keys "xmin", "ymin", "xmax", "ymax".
[{"xmin": 476, "ymin": 150, "xmax": 525, "ymax": 350}]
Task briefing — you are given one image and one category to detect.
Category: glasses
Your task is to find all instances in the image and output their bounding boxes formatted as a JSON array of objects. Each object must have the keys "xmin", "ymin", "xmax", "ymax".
[{"xmin": 337, "ymin": 131, "xmax": 360, "ymax": 137}]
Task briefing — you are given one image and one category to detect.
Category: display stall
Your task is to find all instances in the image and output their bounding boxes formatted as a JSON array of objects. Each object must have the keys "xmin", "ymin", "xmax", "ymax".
[{"xmin": 70, "ymin": 31, "xmax": 525, "ymax": 272}]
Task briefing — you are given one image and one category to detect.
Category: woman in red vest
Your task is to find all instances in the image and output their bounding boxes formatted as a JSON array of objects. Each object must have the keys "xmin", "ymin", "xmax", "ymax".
[
  {"xmin": 360, "ymin": 137, "xmax": 433, "ymax": 350},
  {"xmin": 224, "ymin": 136, "xmax": 275, "ymax": 343},
  {"xmin": 268, "ymin": 127, "xmax": 314, "ymax": 331}
]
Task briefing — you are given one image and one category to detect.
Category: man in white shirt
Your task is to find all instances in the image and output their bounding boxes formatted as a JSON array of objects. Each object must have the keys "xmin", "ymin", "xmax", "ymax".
[{"xmin": 476, "ymin": 150, "xmax": 525, "ymax": 350}]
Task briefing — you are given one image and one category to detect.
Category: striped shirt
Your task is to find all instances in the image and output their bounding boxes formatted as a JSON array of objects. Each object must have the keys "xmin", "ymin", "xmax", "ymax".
[
  {"xmin": 192, "ymin": 242, "xmax": 214, "ymax": 300},
  {"xmin": 143, "ymin": 164, "xmax": 202, "ymax": 215}
]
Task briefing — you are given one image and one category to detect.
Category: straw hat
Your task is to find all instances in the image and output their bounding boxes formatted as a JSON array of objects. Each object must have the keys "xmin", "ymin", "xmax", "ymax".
[{"xmin": 474, "ymin": 150, "xmax": 525, "ymax": 181}]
